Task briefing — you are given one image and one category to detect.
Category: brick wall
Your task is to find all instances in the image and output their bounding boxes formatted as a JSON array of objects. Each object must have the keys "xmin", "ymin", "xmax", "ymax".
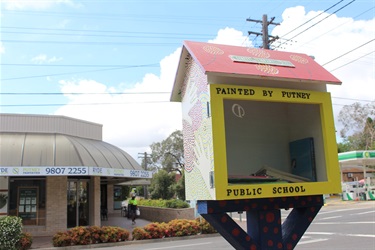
[
  {"xmin": 90, "ymin": 176, "xmax": 101, "ymax": 226},
  {"xmin": 46, "ymin": 176, "xmax": 67, "ymax": 235},
  {"xmin": 138, "ymin": 206, "xmax": 195, "ymax": 223},
  {"xmin": 107, "ymin": 184, "xmax": 114, "ymax": 213}
]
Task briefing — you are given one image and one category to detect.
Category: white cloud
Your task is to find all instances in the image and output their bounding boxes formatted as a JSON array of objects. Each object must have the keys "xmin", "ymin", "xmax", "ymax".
[
  {"xmin": 208, "ymin": 27, "xmax": 252, "ymax": 47},
  {"xmin": 2, "ymin": 0, "xmax": 82, "ymax": 10},
  {"xmin": 54, "ymin": 50, "xmax": 184, "ymax": 159},
  {"xmin": 58, "ymin": 19, "xmax": 71, "ymax": 29},
  {"xmin": 31, "ymin": 54, "xmax": 63, "ymax": 64}
]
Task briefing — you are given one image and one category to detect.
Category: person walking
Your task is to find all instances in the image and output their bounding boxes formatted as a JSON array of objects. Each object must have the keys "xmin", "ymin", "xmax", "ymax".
[{"xmin": 128, "ymin": 193, "xmax": 138, "ymax": 225}]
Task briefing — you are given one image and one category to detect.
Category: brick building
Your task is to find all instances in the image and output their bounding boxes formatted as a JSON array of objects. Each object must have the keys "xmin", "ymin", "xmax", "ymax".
[
  {"xmin": 0, "ymin": 114, "xmax": 151, "ymax": 236},
  {"xmin": 341, "ymin": 166, "xmax": 375, "ymax": 182}
]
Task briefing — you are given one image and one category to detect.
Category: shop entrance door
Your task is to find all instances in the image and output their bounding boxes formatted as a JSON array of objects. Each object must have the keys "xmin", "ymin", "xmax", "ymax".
[{"xmin": 67, "ymin": 180, "xmax": 89, "ymax": 228}]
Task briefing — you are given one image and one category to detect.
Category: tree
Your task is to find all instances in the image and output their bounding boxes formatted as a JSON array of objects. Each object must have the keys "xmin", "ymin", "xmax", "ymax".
[
  {"xmin": 338, "ymin": 101, "xmax": 375, "ymax": 150},
  {"xmin": 147, "ymin": 130, "xmax": 186, "ymax": 200},
  {"xmin": 149, "ymin": 130, "xmax": 184, "ymax": 173},
  {"xmin": 148, "ymin": 169, "xmax": 175, "ymax": 199},
  {"xmin": 171, "ymin": 171, "xmax": 185, "ymax": 200},
  {"xmin": 364, "ymin": 117, "xmax": 375, "ymax": 149},
  {"xmin": 337, "ymin": 142, "xmax": 351, "ymax": 153}
]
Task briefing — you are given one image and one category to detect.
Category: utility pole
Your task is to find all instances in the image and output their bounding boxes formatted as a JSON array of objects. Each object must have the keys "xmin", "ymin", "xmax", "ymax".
[
  {"xmin": 247, "ymin": 14, "xmax": 280, "ymax": 49},
  {"xmin": 138, "ymin": 152, "xmax": 151, "ymax": 198},
  {"xmin": 138, "ymin": 152, "xmax": 150, "ymax": 171}
]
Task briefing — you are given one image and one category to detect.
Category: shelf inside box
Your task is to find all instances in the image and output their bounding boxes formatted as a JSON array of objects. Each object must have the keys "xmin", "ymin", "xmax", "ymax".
[
  {"xmin": 228, "ymin": 175, "xmax": 280, "ymax": 184},
  {"xmin": 223, "ymin": 99, "xmax": 324, "ymax": 184}
]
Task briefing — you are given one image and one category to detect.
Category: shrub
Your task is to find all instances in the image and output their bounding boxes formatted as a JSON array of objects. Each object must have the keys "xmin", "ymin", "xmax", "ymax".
[
  {"xmin": 101, "ymin": 226, "xmax": 129, "ymax": 243},
  {"xmin": 131, "ymin": 227, "xmax": 151, "ymax": 240},
  {"xmin": 52, "ymin": 231, "xmax": 73, "ymax": 247},
  {"xmin": 138, "ymin": 199, "xmax": 167, "ymax": 208},
  {"xmin": 131, "ymin": 218, "xmax": 216, "ymax": 241},
  {"xmin": 167, "ymin": 219, "xmax": 200, "ymax": 237},
  {"xmin": 87, "ymin": 226, "xmax": 104, "ymax": 244},
  {"xmin": 138, "ymin": 199, "xmax": 189, "ymax": 209},
  {"xmin": 196, "ymin": 217, "xmax": 217, "ymax": 234},
  {"xmin": 0, "ymin": 216, "xmax": 23, "ymax": 250},
  {"xmin": 52, "ymin": 226, "xmax": 129, "ymax": 247},
  {"xmin": 143, "ymin": 222, "xmax": 169, "ymax": 238},
  {"xmin": 69, "ymin": 226, "xmax": 92, "ymax": 245},
  {"xmin": 16, "ymin": 233, "xmax": 33, "ymax": 250},
  {"xmin": 165, "ymin": 199, "xmax": 189, "ymax": 208}
]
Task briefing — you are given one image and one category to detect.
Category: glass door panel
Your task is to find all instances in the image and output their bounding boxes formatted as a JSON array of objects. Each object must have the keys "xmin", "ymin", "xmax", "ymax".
[
  {"xmin": 78, "ymin": 182, "xmax": 89, "ymax": 226},
  {"xmin": 67, "ymin": 180, "xmax": 89, "ymax": 228}
]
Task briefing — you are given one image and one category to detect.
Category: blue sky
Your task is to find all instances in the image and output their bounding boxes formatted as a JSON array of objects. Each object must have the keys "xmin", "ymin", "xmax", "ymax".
[{"xmin": 1, "ymin": 0, "xmax": 374, "ymax": 161}]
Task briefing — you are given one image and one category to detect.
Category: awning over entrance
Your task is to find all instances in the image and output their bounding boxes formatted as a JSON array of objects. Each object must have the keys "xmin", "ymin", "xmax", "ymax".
[
  {"xmin": 338, "ymin": 150, "xmax": 375, "ymax": 166},
  {"xmin": 0, "ymin": 132, "xmax": 152, "ymax": 183}
]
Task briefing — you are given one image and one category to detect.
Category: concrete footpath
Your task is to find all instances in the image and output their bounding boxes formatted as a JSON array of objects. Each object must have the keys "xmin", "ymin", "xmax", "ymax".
[{"xmin": 31, "ymin": 196, "xmax": 371, "ymax": 249}]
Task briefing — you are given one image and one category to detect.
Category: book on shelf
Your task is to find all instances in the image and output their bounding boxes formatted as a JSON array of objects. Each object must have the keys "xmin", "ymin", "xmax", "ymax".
[
  {"xmin": 289, "ymin": 137, "xmax": 317, "ymax": 181},
  {"xmin": 228, "ymin": 174, "xmax": 279, "ymax": 184},
  {"xmin": 255, "ymin": 165, "xmax": 311, "ymax": 183}
]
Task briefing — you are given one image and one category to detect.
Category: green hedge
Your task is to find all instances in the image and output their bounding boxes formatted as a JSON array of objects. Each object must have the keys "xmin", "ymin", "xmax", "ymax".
[
  {"xmin": 0, "ymin": 216, "xmax": 22, "ymax": 250},
  {"xmin": 138, "ymin": 199, "xmax": 189, "ymax": 208},
  {"xmin": 0, "ymin": 216, "xmax": 33, "ymax": 250}
]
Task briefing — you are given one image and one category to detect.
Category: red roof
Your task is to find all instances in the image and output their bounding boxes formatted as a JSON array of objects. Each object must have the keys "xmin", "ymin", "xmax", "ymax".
[
  {"xmin": 185, "ymin": 40, "xmax": 341, "ymax": 83},
  {"xmin": 171, "ymin": 41, "xmax": 342, "ymax": 101}
]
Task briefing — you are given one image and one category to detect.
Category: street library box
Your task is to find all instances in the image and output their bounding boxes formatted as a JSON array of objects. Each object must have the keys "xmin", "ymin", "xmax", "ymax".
[{"xmin": 171, "ymin": 41, "xmax": 342, "ymax": 200}]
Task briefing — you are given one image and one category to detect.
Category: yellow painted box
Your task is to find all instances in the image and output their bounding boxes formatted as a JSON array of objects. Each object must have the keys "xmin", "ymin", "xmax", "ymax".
[{"xmin": 171, "ymin": 41, "xmax": 342, "ymax": 200}]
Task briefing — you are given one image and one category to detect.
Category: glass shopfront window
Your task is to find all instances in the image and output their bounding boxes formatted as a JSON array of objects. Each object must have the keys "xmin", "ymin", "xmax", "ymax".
[
  {"xmin": 113, "ymin": 185, "xmax": 123, "ymax": 210},
  {"xmin": 67, "ymin": 180, "xmax": 89, "ymax": 228},
  {"xmin": 9, "ymin": 178, "xmax": 46, "ymax": 226}
]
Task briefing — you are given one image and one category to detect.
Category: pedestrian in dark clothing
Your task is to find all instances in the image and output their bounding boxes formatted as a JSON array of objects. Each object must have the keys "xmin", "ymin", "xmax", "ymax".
[{"xmin": 128, "ymin": 194, "xmax": 138, "ymax": 225}]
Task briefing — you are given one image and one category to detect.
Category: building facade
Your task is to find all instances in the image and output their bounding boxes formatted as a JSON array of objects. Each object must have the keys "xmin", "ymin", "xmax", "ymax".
[{"xmin": 0, "ymin": 114, "xmax": 151, "ymax": 236}]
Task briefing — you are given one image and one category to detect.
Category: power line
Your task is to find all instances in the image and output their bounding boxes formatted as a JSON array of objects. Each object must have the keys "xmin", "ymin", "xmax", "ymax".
[
  {"xmin": 0, "ymin": 101, "xmax": 170, "ymax": 107},
  {"xmin": 2, "ymin": 9, "xmax": 240, "ymax": 23},
  {"xmin": 1, "ymin": 30, "xmax": 212, "ymax": 40},
  {"xmin": 275, "ymin": 0, "xmax": 356, "ymax": 49},
  {"xmin": 1, "ymin": 26, "xmax": 214, "ymax": 37},
  {"xmin": 279, "ymin": 0, "xmax": 345, "ymax": 39},
  {"xmin": 322, "ymin": 38, "xmax": 375, "ymax": 66},
  {"xmin": 1, "ymin": 101, "xmax": 369, "ymax": 108},
  {"xmin": 331, "ymin": 97, "xmax": 374, "ymax": 102},
  {"xmin": 329, "ymin": 50, "xmax": 375, "ymax": 72},
  {"xmin": 266, "ymin": 0, "xmax": 289, "ymax": 17},
  {"xmin": 1, "ymin": 10, "xmax": 244, "ymax": 31},
  {"xmin": 0, "ymin": 63, "xmax": 159, "ymax": 81},
  {"xmin": 0, "ymin": 92, "xmax": 371, "ymax": 102},
  {"xmin": 272, "ymin": 4, "xmax": 375, "ymax": 70},
  {"xmin": 0, "ymin": 92, "xmax": 170, "ymax": 95},
  {"xmin": 1, "ymin": 63, "xmax": 159, "ymax": 68},
  {"xmin": 1, "ymin": 96, "xmax": 372, "ymax": 109},
  {"xmin": 1, "ymin": 39, "xmax": 181, "ymax": 46},
  {"xmin": 297, "ymin": 6, "xmax": 375, "ymax": 48}
]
